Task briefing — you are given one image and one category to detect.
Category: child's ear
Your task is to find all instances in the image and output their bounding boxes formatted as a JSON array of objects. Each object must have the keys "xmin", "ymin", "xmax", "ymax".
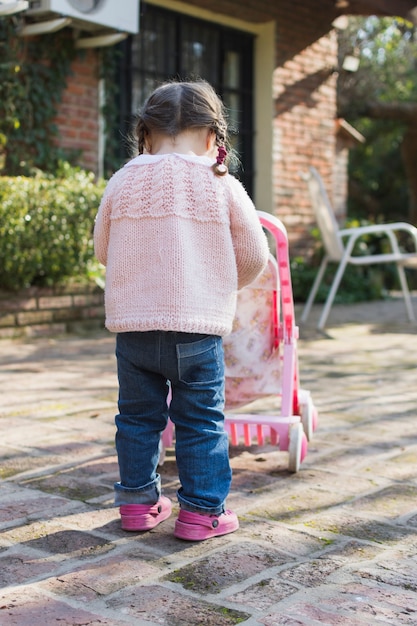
[
  {"xmin": 205, "ymin": 132, "xmax": 218, "ymax": 157},
  {"xmin": 206, "ymin": 130, "xmax": 216, "ymax": 151}
]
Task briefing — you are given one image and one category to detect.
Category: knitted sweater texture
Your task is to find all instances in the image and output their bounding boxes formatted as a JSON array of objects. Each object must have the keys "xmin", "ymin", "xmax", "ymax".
[{"xmin": 94, "ymin": 153, "xmax": 269, "ymax": 336}]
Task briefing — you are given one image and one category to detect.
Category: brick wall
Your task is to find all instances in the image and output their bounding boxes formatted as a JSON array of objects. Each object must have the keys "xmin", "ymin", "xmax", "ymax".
[
  {"xmin": 273, "ymin": 38, "xmax": 338, "ymax": 254},
  {"xmin": 271, "ymin": 3, "xmax": 338, "ymax": 255},
  {"xmin": 0, "ymin": 284, "xmax": 105, "ymax": 339},
  {"xmin": 54, "ymin": 50, "xmax": 100, "ymax": 175}
]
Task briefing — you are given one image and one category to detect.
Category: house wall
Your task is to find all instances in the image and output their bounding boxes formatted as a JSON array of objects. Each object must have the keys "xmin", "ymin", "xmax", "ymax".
[
  {"xmin": 273, "ymin": 32, "xmax": 338, "ymax": 254},
  {"xmin": 54, "ymin": 50, "xmax": 100, "ymax": 175},
  {"xmin": 53, "ymin": 0, "xmax": 339, "ymax": 256}
]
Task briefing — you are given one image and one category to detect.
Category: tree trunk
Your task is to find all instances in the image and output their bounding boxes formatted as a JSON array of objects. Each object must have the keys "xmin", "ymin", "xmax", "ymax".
[{"xmin": 401, "ymin": 125, "xmax": 417, "ymax": 225}]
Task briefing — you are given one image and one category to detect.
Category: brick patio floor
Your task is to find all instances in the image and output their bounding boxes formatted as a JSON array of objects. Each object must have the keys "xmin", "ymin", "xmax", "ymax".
[{"xmin": 1, "ymin": 297, "xmax": 417, "ymax": 625}]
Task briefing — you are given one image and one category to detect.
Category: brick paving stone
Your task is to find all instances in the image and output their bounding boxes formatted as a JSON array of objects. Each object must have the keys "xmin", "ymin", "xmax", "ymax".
[
  {"xmin": 260, "ymin": 617, "xmax": 306, "ymax": 626},
  {"xmin": 319, "ymin": 539, "xmax": 382, "ymax": 562},
  {"xmin": 369, "ymin": 447, "xmax": 417, "ymax": 481},
  {"xmin": 279, "ymin": 556, "xmax": 346, "ymax": 587},
  {"xmin": 0, "ymin": 486, "xmax": 76, "ymax": 525},
  {"xmin": 39, "ymin": 553, "xmax": 161, "ymax": 600},
  {"xmin": 0, "ymin": 553, "xmax": 60, "ymax": 587},
  {"xmin": 106, "ymin": 584, "xmax": 250, "ymax": 625},
  {"xmin": 326, "ymin": 586, "xmax": 417, "ymax": 625},
  {"xmin": 0, "ymin": 588, "xmax": 130, "ymax": 626},
  {"xmin": 356, "ymin": 558, "xmax": 417, "ymax": 593},
  {"xmin": 165, "ymin": 542, "xmax": 292, "ymax": 594},
  {"xmin": 238, "ymin": 520, "xmax": 325, "ymax": 556},
  {"xmin": 339, "ymin": 582, "xmax": 417, "ymax": 612},
  {"xmin": 247, "ymin": 487, "xmax": 353, "ymax": 524},
  {"xmin": 226, "ymin": 578, "xmax": 299, "ymax": 611},
  {"xmin": 52, "ymin": 505, "xmax": 119, "ymax": 532},
  {"xmin": 261, "ymin": 603, "xmax": 368, "ymax": 626},
  {"xmin": 344, "ymin": 484, "xmax": 417, "ymax": 518},
  {"xmin": 1, "ymin": 521, "xmax": 116, "ymax": 574},
  {"xmin": 260, "ymin": 580, "xmax": 417, "ymax": 625},
  {"xmin": 291, "ymin": 510, "xmax": 417, "ymax": 545},
  {"xmin": 358, "ymin": 518, "xmax": 416, "ymax": 544}
]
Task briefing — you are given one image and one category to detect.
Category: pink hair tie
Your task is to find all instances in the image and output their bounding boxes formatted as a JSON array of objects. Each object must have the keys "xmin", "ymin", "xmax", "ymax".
[
  {"xmin": 213, "ymin": 146, "xmax": 228, "ymax": 176},
  {"xmin": 216, "ymin": 146, "xmax": 227, "ymax": 164}
]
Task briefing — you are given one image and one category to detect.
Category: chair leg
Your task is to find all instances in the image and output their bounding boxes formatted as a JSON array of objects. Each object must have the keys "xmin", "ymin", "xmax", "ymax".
[
  {"xmin": 300, "ymin": 256, "xmax": 329, "ymax": 323},
  {"xmin": 317, "ymin": 257, "xmax": 348, "ymax": 330},
  {"xmin": 396, "ymin": 264, "xmax": 415, "ymax": 322}
]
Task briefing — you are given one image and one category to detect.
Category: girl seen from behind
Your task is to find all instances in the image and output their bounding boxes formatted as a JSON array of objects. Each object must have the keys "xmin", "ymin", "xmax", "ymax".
[{"xmin": 94, "ymin": 79, "xmax": 269, "ymax": 541}]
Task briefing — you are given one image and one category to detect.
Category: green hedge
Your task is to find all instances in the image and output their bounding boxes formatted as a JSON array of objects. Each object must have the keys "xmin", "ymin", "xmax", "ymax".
[{"xmin": 0, "ymin": 164, "xmax": 106, "ymax": 290}]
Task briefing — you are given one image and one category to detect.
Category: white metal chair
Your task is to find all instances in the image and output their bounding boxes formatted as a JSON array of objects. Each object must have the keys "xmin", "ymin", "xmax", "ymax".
[{"xmin": 301, "ymin": 167, "xmax": 417, "ymax": 330}]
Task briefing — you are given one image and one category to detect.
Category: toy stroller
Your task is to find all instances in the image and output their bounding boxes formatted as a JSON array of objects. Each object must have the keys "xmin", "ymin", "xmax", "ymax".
[
  {"xmin": 222, "ymin": 211, "xmax": 317, "ymax": 472},
  {"xmin": 161, "ymin": 211, "xmax": 317, "ymax": 472}
]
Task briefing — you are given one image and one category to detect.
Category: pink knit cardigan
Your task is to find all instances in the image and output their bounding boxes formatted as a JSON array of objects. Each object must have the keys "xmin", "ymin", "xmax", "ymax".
[{"xmin": 94, "ymin": 153, "xmax": 269, "ymax": 336}]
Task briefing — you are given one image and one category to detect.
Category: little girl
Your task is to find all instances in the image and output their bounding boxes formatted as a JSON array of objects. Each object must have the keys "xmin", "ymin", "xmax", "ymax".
[{"xmin": 94, "ymin": 80, "xmax": 269, "ymax": 541}]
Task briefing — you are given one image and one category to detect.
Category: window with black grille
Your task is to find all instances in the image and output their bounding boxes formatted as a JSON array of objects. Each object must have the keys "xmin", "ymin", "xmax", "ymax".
[{"xmin": 115, "ymin": 3, "xmax": 254, "ymax": 194}]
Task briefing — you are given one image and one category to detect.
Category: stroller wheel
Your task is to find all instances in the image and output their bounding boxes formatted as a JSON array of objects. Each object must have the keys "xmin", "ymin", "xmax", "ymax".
[
  {"xmin": 288, "ymin": 423, "xmax": 308, "ymax": 473},
  {"xmin": 301, "ymin": 397, "xmax": 316, "ymax": 441},
  {"xmin": 312, "ymin": 406, "xmax": 319, "ymax": 433}
]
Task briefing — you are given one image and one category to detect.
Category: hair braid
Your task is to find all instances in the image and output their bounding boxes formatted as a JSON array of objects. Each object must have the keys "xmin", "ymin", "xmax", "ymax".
[{"xmin": 136, "ymin": 119, "xmax": 147, "ymax": 155}]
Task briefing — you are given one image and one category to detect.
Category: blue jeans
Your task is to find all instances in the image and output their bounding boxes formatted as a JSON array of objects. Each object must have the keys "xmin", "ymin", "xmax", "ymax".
[{"xmin": 114, "ymin": 331, "xmax": 232, "ymax": 515}]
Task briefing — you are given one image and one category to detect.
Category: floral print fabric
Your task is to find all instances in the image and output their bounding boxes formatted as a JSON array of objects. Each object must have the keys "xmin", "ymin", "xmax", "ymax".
[{"xmin": 224, "ymin": 256, "xmax": 282, "ymax": 409}]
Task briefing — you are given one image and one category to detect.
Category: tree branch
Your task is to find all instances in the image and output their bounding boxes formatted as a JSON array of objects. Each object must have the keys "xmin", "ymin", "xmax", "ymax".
[{"xmin": 357, "ymin": 101, "xmax": 417, "ymax": 121}]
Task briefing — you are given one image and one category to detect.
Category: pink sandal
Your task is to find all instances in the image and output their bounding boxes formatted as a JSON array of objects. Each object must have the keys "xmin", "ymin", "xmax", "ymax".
[
  {"xmin": 120, "ymin": 495, "xmax": 172, "ymax": 531},
  {"xmin": 174, "ymin": 509, "xmax": 239, "ymax": 541}
]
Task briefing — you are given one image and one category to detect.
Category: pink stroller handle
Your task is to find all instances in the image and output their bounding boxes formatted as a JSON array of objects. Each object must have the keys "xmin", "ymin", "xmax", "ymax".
[{"xmin": 257, "ymin": 211, "xmax": 296, "ymax": 344}]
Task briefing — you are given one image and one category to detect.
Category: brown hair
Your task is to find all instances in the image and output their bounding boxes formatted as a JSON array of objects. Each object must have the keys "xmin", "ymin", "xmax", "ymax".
[{"xmin": 134, "ymin": 80, "xmax": 231, "ymax": 175}]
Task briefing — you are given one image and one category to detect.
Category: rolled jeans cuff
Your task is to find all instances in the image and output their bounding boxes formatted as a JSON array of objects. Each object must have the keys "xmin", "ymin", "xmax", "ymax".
[
  {"xmin": 114, "ymin": 475, "xmax": 161, "ymax": 506},
  {"xmin": 177, "ymin": 490, "xmax": 225, "ymax": 516}
]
